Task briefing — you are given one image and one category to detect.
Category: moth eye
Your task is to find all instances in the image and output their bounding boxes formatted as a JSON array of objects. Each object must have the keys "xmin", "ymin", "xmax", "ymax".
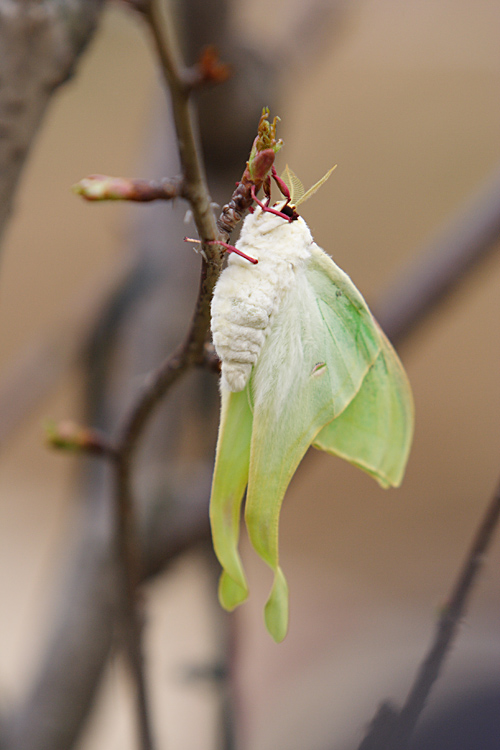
[
  {"xmin": 311, "ymin": 362, "xmax": 327, "ymax": 377},
  {"xmin": 336, "ymin": 290, "xmax": 342, "ymax": 298}
]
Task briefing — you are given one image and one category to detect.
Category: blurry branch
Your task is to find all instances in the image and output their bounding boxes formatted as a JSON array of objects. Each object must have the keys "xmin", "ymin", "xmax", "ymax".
[
  {"xmin": 4, "ymin": 463, "xmax": 213, "ymax": 750},
  {"xmin": 0, "ymin": 259, "xmax": 133, "ymax": 449},
  {"xmin": 357, "ymin": 475, "xmax": 500, "ymax": 750},
  {"xmin": 73, "ymin": 174, "xmax": 185, "ymax": 202},
  {"xmin": 374, "ymin": 164, "xmax": 500, "ymax": 346},
  {"xmin": 0, "ymin": 0, "xmax": 105, "ymax": 248}
]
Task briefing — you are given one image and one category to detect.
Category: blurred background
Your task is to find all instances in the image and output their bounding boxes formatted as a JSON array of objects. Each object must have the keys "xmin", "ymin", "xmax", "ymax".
[{"xmin": 0, "ymin": 1, "xmax": 499, "ymax": 749}]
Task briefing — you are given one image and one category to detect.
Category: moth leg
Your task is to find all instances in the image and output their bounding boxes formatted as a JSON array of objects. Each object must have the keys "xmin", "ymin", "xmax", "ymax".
[
  {"xmin": 271, "ymin": 165, "xmax": 291, "ymax": 201},
  {"xmin": 263, "ymin": 175, "xmax": 272, "ymax": 205},
  {"xmin": 184, "ymin": 237, "xmax": 258, "ymax": 265},
  {"xmin": 250, "ymin": 185, "xmax": 294, "ymax": 222}
]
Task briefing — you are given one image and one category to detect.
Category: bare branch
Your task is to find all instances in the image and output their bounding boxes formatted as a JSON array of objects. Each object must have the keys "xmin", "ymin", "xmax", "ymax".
[
  {"xmin": 4, "ymin": 464, "xmax": 212, "ymax": 750},
  {"xmin": 0, "ymin": 258, "xmax": 133, "ymax": 449},
  {"xmin": 74, "ymin": 174, "xmax": 186, "ymax": 202},
  {"xmin": 45, "ymin": 419, "xmax": 117, "ymax": 459},
  {"xmin": 375, "ymin": 164, "xmax": 500, "ymax": 346},
  {"xmin": 357, "ymin": 476, "xmax": 500, "ymax": 750},
  {"xmin": 0, "ymin": 0, "xmax": 105, "ymax": 246},
  {"xmin": 142, "ymin": 0, "xmax": 219, "ymax": 241}
]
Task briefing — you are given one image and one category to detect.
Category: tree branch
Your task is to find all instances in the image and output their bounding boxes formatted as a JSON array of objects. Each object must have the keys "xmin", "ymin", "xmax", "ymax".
[
  {"xmin": 4, "ymin": 463, "xmax": 213, "ymax": 750},
  {"xmin": 0, "ymin": 0, "xmax": 105, "ymax": 248},
  {"xmin": 357, "ymin": 476, "xmax": 500, "ymax": 750},
  {"xmin": 73, "ymin": 174, "xmax": 186, "ymax": 202},
  {"xmin": 374, "ymin": 164, "xmax": 500, "ymax": 346}
]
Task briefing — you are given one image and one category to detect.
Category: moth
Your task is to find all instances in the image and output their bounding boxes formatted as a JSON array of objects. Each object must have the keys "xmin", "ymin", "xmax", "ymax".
[{"xmin": 209, "ymin": 167, "xmax": 414, "ymax": 642}]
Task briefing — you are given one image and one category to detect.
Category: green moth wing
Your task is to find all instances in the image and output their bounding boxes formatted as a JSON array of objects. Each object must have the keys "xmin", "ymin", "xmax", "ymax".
[
  {"xmin": 209, "ymin": 388, "xmax": 253, "ymax": 610},
  {"xmin": 313, "ymin": 326, "xmax": 414, "ymax": 488},
  {"xmin": 245, "ymin": 247, "xmax": 384, "ymax": 640}
]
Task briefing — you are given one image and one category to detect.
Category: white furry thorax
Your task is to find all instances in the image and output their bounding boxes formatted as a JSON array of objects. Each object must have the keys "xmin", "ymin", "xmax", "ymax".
[{"xmin": 211, "ymin": 207, "xmax": 314, "ymax": 392}]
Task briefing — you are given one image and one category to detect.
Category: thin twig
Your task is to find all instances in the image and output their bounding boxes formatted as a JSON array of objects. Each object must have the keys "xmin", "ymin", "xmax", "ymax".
[
  {"xmin": 143, "ymin": 0, "xmax": 220, "ymax": 244},
  {"xmin": 74, "ymin": 174, "xmax": 186, "ymax": 202},
  {"xmin": 0, "ymin": 258, "xmax": 133, "ymax": 449},
  {"xmin": 357, "ymin": 476, "xmax": 500, "ymax": 750},
  {"xmin": 392, "ymin": 477, "xmax": 500, "ymax": 747},
  {"xmin": 114, "ymin": 458, "xmax": 155, "ymax": 750},
  {"xmin": 3, "ymin": 463, "xmax": 213, "ymax": 750}
]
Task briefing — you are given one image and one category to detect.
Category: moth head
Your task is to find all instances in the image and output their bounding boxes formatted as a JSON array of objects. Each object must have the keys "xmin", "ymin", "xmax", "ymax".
[
  {"xmin": 277, "ymin": 202, "xmax": 298, "ymax": 220},
  {"xmin": 249, "ymin": 164, "xmax": 337, "ymax": 228}
]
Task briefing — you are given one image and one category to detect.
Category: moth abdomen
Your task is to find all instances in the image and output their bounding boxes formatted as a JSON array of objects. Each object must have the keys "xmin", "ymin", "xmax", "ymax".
[{"xmin": 212, "ymin": 312, "xmax": 271, "ymax": 392}]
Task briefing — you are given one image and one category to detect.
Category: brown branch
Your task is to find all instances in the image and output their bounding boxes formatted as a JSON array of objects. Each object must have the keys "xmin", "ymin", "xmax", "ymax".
[
  {"xmin": 0, "ymin": 239, "xmax": 135, "ymax": 451},
  {"xmin": 0, "ymin": 0, "xmax": 105, "ymax": 248},
  {"xmin": 45, "ymin": 420, "xmax": 117, "ymax": 460},
  {"xmin": 74, "ymin": 174, "xmax": 185, "ymax": 202},
  {"xmin": 142, "ymin": 0, "xmax": 220, "ymax": 242},
  {"xmin": 4, "ymin": 465, "xmax": 213, "ymax": 750},
  {"xmin": 357, "ymin": 476, "xmax": 500, "ymax": 750},
  {"xmin": 202, "ymin": 342, "xmax": 222, "ymax": 375},
  {"xmin": 374, "ymin": 164, "xmax": 500, "ymax": 346},
  {"xmin": 113, "ymin": 458, "xmax": 155, "ymax": 750}
]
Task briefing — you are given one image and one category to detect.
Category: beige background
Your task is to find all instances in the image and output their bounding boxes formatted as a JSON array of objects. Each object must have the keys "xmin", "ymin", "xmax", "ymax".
[{"xmin": 1, "ymin": 1, "xmax": 500, "ymax": 748}]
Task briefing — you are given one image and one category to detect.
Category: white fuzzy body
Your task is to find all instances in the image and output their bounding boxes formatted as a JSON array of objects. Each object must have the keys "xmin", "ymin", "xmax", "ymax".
[{"xmin": 211, "ymin": 207, "xmax": 314, "ymax": 392}]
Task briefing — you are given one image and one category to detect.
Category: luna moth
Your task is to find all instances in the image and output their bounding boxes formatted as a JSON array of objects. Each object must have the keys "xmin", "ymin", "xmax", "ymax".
[{"xmin": 209, "ymin": 167, "xmax": 414, "ymax": 642}]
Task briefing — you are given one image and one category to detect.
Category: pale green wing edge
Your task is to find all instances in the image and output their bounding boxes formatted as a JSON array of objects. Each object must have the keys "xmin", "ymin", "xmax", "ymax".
[
  {"xmin": 209, "ymin": 387, "xmax": 253, "ymax": 611},
  {"xmin": 313, "ymin": 326, "xmax": 414, "ymax": 487}
]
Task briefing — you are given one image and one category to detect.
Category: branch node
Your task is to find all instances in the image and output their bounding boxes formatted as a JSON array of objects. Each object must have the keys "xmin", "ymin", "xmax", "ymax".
[
  {"xmin": 183, "ymin": 45, "xmax": 232, "ymax": 91},
  {"xmin": 45, "ymin": 419, "xmax": 117, "ymax": 459},
  {"xmin": 73, "ymin": 174, "xmax": 185, "ymax": 203},
  {"xmin": 201, "ymin": 342, "xmax": 221, "ymax": 375}
]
